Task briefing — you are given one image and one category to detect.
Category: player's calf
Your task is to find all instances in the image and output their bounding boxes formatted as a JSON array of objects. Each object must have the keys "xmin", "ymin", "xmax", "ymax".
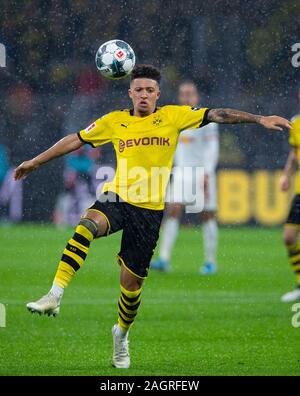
[
  {"xmin": 52, "ymin": 216, "xmax": 101, "ymax": 290},
  {"xmin": 112, "ymin": 285, "xmax": 142, "ymax": 369},
  {"xmin": 112, "ymin": 266, "xmax": 143, "ymax": 368},
  {"xmin": 283, "ymin": 226, "xmax": 298, "ymax": 247},
  {"xmin": 281, "ymin": 225, "xmax": 300, "ymax": 302},
  {"xmin": 26, "ymin": 211, "xmax": 108, "ymax": 316}
]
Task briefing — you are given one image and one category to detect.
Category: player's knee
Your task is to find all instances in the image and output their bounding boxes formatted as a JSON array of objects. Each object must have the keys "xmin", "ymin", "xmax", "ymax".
[
  {"xmin": 167, "ymin": 204, "xmax": 182, "ymax": 218},
  {"xmin": 200, "ymin": 211, "xmax": 215, "ymax": 222},
  {"xmin": 120, "ymin": 265, "xmax": 144, "ymax": 290},
  {"xmin": 122, "ymin": 277, "xmax": 143, "ymax": 291},
  {"xmin": 283, "ymin": 229, "xmax": 297, "ymax": 246},
  {"xmin": 80, "ymin": 211, "xmax": 108, "ymax": 238}
]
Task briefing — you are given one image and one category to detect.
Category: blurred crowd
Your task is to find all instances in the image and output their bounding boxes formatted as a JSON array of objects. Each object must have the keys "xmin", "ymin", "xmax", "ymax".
[
  {"xmin": 1, "ymin": 0, "xmax": 299, "ymax": 96},
  {"xmin": 0, "ymin": 0, "xmax": 300, "ymax": 222}
]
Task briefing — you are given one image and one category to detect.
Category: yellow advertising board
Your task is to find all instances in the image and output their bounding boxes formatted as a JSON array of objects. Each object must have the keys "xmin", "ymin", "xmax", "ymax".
[{"xmin": 217, "ymin": 170, "xmax": 293, "ymax": 226}]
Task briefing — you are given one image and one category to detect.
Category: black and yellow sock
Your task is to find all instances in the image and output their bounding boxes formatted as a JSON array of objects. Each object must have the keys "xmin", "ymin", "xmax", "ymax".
[
  {"xmin": 53, "ymin": 218, "xmax": 98, "ymax": 288},
  {"xmin": 287, "ymin": 244, "xmax": 300, "ymax": 287},
  {"xmin": 118, "ymin": 286, "xmax": 142, "ymax": 332}
]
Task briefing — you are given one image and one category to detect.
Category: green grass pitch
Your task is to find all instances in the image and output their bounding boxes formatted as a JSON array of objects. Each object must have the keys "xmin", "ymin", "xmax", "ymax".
[{"xmin": 0, "ymin": 224, "xmax": 299, "ymax": 376}]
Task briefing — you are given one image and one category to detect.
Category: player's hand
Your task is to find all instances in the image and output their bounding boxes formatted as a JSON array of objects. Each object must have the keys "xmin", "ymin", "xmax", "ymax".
[
  {"xmin": 279, "ymin": 174, "xmax": 291, "ymax": 192},
  {"xmin": 259, "ymin": 116, "xmax": 291, "ymax": 131},
  {"xmin": 14, "ymin": 159, "xmax": 39, "ymax": 180}
]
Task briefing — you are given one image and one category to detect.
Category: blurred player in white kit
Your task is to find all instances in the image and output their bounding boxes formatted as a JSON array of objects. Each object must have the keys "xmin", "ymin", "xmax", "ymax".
[{"xmin": 151, "ymin": 81, "xmax": 219, "ymax": 274}]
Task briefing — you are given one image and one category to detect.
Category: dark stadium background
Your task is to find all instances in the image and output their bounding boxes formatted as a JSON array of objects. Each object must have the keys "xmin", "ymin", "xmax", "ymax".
[
  {"xmin": 0, "ymin": 0, "xmax": 299, "ymax": 222},
  {"xmin": 1, "ymin": 0, "xmax": 300, "ymax": 378}
]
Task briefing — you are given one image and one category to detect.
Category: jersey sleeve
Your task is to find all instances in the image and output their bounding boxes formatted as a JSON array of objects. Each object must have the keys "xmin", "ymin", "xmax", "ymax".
[
  {"xmin": 166, "ymin": 105, "xmax": 210, "ymax": 132},
  {"xmin": 289, "ymin": 119, "xmax": 298, "ymax": 147},
  {"xmin": 78, "ymin": 114, "xmax": 112, "ymax": 148}
]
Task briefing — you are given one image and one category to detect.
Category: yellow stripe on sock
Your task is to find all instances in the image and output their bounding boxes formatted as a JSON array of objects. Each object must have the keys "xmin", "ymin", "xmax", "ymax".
[
  {"xmin": 287, "ymin": 244, "xmax": 299, "ymax": 251},
  {"xmin": 118, "ymin": 308, "xmax": 135, "ymax": 322},
  {"xmin": 290, "ymin": 253, "xmax": 300, "ymax": 264},
  {"xmin": 118, "ymin": 317, "xmax": 131, "ymax": 331},
  {"xmin": 117, "ymin": 286, "xmax": 142, "ymax": 331},
  {"xmin": 76, "ymin": 225, "xmax": 94, "ymax": 242},
  {"xmin": 120, "ymin": 293, "xmax": 141, "ymax": 307},
  {"xmin": 62, "ymin": 248, "xmax": 84, "ymax": 267},
  {"xmin": 119, "ymin": 298, "xmax": 140, "ymax": 315},
  {"xmin": 69, "ymin": 238, "xmax": 89, "ymax": 254},
  {"xmin": 54, "ymin": 262, "xmax": 76, "ymax": 288},
  {"xmin": 120, "ymin": 285, "xmax": 142, "ymax": 299}
]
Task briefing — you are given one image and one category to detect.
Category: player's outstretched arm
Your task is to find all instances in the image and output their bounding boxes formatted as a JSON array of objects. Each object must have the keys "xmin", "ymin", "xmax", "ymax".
[
  {"xmin": 14, "ymin": 133, "xmax": 84, "ymax": 181},
  {"xmin": 280, "ymin": 148, "xmax": 298, "ymax": 192},
  {"xmin": 207, "ymin": 108, "xmax": 291, "ymax": 131}
]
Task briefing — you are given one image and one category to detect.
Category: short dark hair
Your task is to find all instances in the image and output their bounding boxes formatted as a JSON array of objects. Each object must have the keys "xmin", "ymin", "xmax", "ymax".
[
  {"xmin": 178, "ymin": 80, "xmax": 198, "ymax": 89},
  {"xmin": 131, "ymin": 64, "xmax": 161, "ymax": 84}
]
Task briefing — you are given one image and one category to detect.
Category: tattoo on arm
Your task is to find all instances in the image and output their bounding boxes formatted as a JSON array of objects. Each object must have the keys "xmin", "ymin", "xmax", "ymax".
[{"xmin": 207, "ymin": 108, "xmax": 262, "ymax": 124}]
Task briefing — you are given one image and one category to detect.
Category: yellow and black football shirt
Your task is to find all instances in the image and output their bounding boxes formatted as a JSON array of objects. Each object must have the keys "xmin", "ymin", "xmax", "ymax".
[
  {"xmin": 289, "ymin": 113, "xmax": 300, "ymax": 194},
  {"xmin": 78, "ymin": 105, "xmax": 209, "ymax": 210}
]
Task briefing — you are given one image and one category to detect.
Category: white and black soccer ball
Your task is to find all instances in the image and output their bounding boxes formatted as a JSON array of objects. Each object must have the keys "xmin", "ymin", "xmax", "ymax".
[{"xmin": 95, "ymin": 40, "xmax": 136, "ymax": 80}]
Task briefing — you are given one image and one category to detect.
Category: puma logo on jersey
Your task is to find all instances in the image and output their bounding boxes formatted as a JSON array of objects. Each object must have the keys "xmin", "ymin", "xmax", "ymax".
[{"xmin": 119, "ymin": 137, "xmax": 170, "ymax": 152}]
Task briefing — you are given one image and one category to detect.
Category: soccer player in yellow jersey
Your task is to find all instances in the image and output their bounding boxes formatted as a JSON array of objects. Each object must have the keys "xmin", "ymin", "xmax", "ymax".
[
  {"xmin": 14, "ymin": 65, "xmax": 290, "ymax": 368},
  {"xmin": 280, "ymin": 104, "xmax": 300, "ymax": 302}
]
